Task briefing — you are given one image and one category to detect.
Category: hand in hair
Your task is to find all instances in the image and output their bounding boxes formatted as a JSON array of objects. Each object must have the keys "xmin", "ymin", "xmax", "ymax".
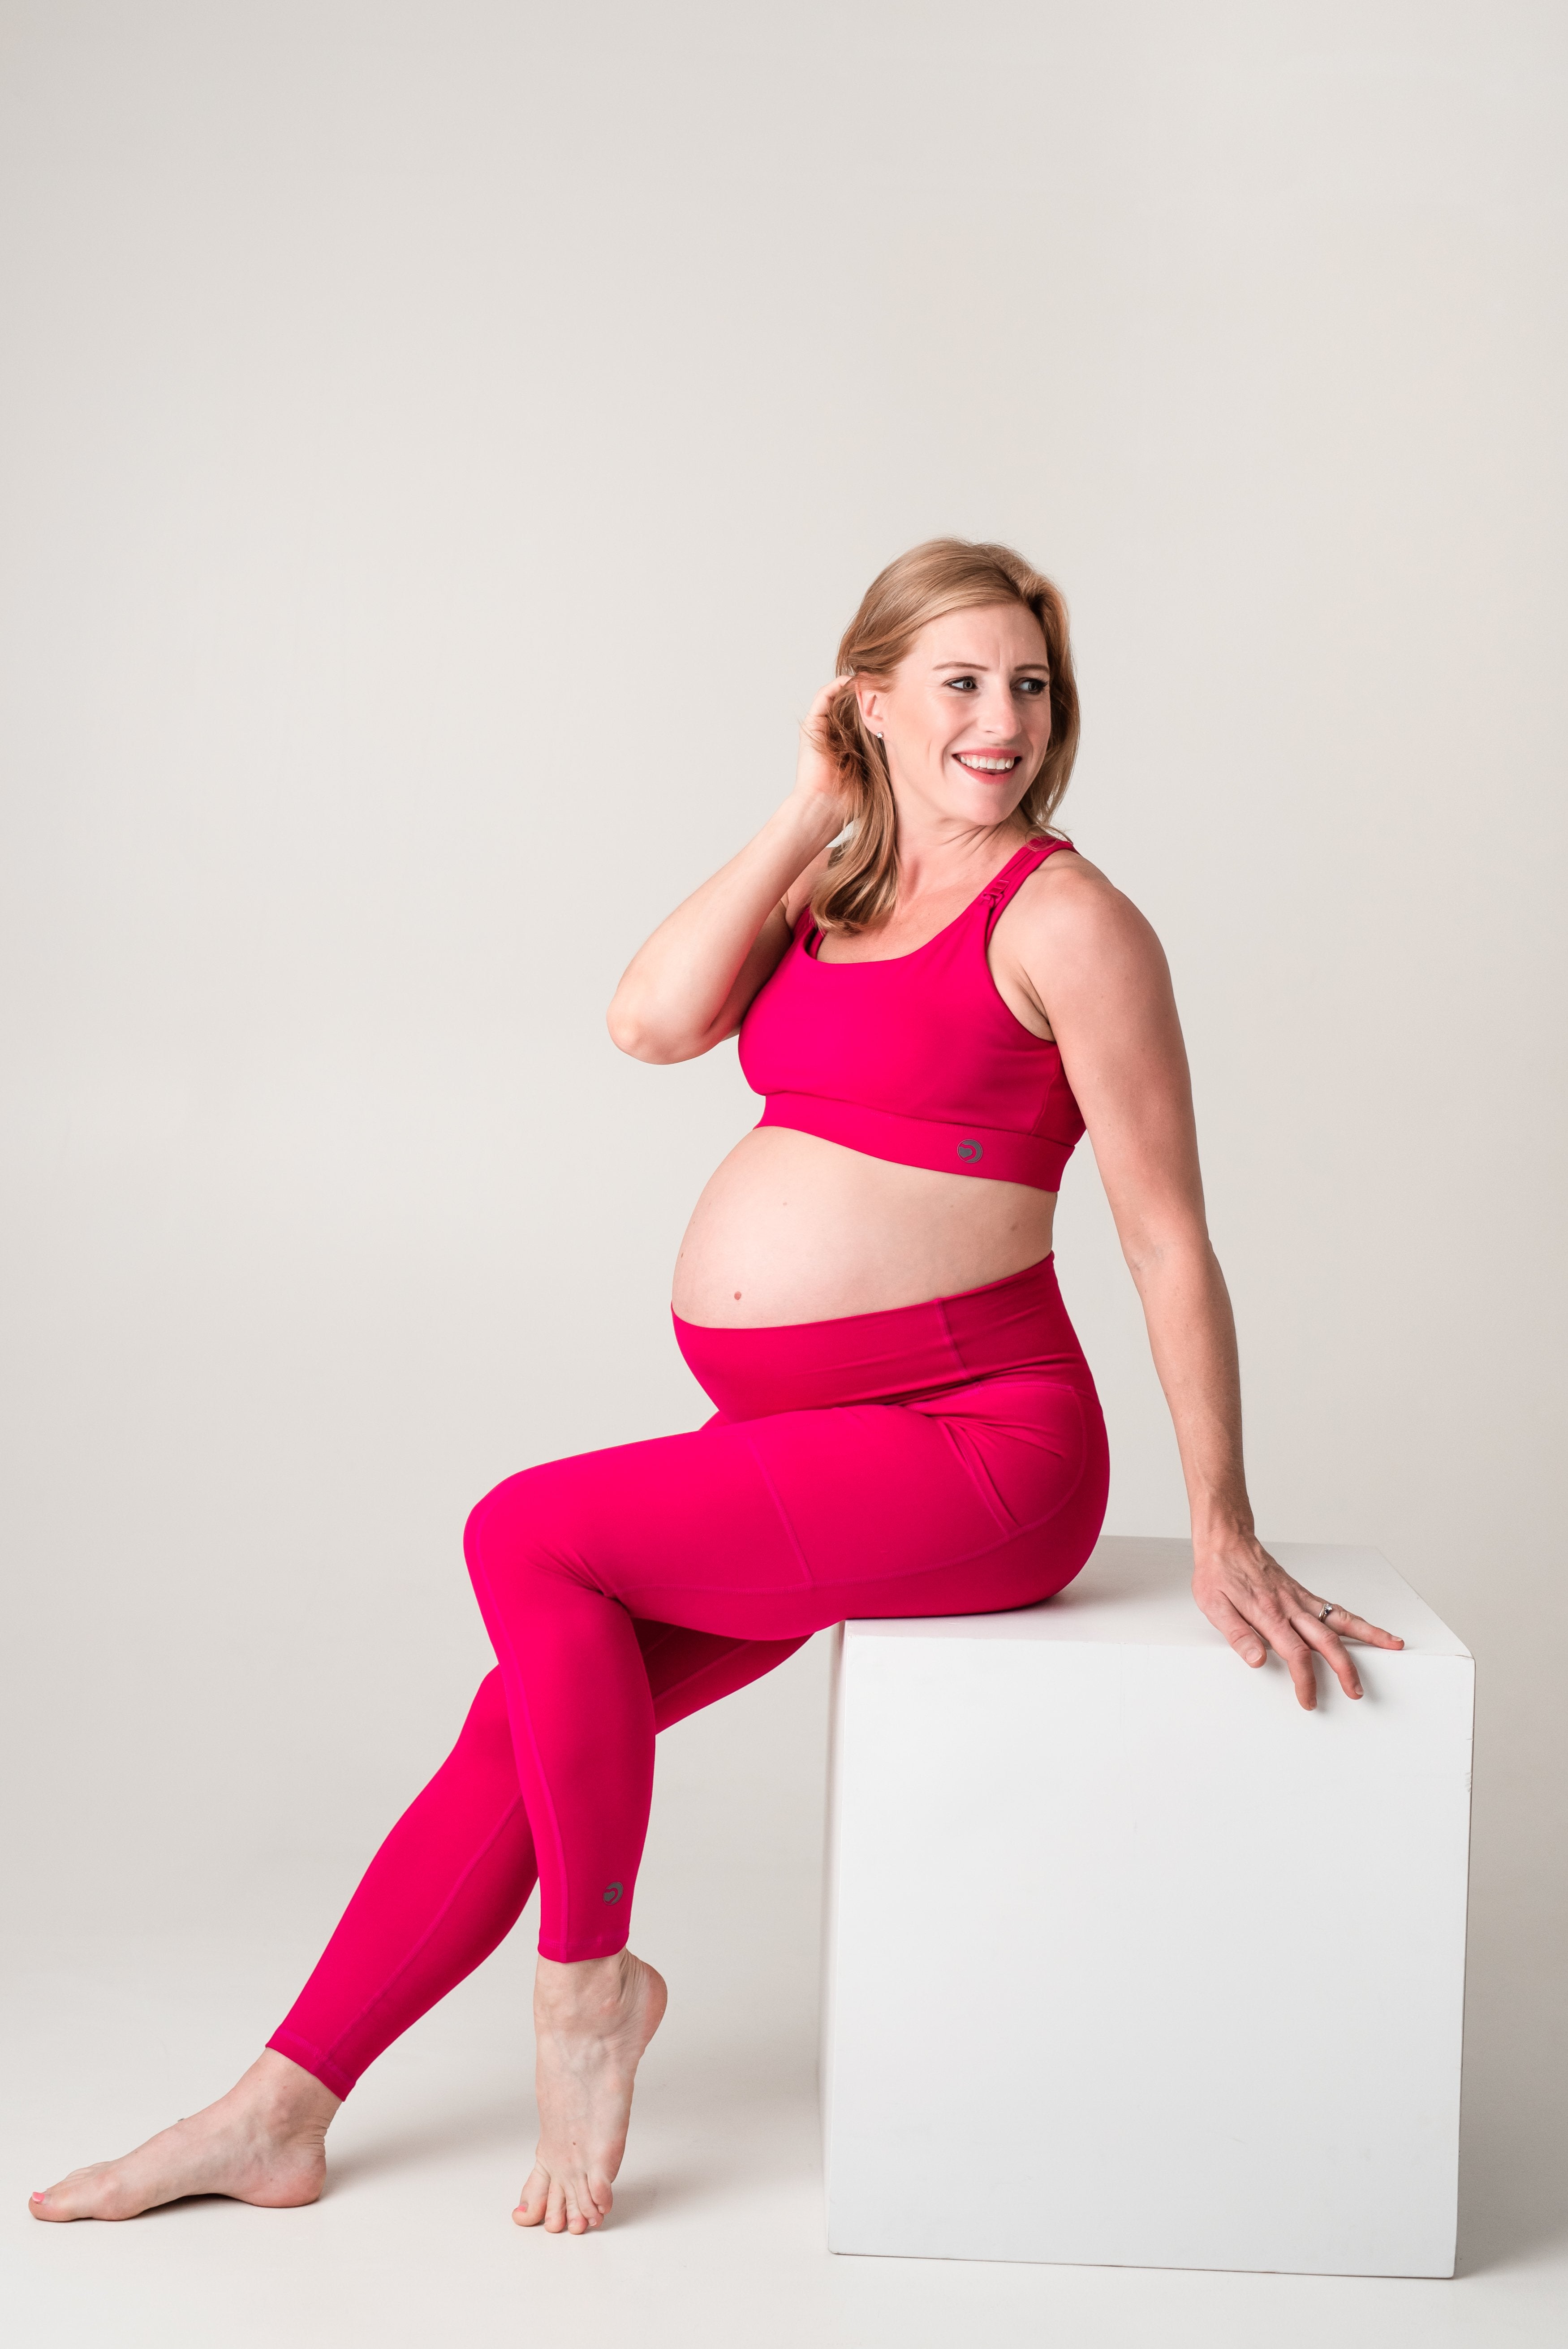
[{"xmin": 788, "ymin": 674, "xmax": 858, "ymax": 835}]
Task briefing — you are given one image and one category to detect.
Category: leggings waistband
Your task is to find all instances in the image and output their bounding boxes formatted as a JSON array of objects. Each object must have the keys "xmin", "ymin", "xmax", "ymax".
[{"xmin": 671, "ymin": 1251, "xmax": 1094, "ymax": 1421}]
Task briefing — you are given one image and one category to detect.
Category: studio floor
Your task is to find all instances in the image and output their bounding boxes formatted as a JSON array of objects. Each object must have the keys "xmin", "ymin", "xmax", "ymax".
[{"xmin": 5, "ymin": 1647, "xmax": 1564, "ymax": 2349}]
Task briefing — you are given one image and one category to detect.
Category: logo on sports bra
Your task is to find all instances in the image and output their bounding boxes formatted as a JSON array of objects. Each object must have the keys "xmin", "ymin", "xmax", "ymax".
[
  {"xmin": 957, "ymin": 1139, "xmax": 984, "ymax": 1163},
  {"xmin": 602, "ymin": 1881, "xmax": 624, "ymax": 1904}
]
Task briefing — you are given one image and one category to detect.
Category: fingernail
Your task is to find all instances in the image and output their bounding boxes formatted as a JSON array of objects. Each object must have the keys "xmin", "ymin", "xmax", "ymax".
[{"xmin": 1245, "ymin": 1646, "xmax": 1264, "ymax": 1664}]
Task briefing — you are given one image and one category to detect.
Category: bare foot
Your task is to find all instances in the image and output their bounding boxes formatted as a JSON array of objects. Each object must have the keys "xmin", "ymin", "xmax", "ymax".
[
  {"xmin": 29, "ymin": 2051, "xmax": 340, "ymax": 2223},
  {"xmin": 514, "ymin": 1949, "xmax": 667, "ymax": 2234}
]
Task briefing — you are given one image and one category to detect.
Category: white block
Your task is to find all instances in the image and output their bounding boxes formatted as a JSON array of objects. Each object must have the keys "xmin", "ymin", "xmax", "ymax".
[{"xmin": 821, "ymin": 1536, "xmax": 1473, "ymax": 2277}]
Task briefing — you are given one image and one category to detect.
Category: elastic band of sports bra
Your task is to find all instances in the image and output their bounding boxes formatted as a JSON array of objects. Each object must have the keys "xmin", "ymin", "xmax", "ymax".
[{"xmin": 755, "ymin": 1090, "xmax": 1076, "ymax": 1192}]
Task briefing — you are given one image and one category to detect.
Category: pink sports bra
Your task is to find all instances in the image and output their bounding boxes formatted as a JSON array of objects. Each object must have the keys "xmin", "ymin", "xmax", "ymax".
[{"xmin": 737, "ymin": 835, "xmax": 1084, "ymax": 1192}]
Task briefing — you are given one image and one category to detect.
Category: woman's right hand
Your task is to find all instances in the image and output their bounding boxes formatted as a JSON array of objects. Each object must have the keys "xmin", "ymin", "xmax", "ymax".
[
  {"xmin": 608, "ymin": 676, "xmax": 858, "ymax": 1062},
  {"xmin": 786, "ymin": 675, "xmax": 857, "ymax": 838}
]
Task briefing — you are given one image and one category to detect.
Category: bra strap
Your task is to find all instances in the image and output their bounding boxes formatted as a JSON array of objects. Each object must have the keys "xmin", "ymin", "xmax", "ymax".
[{"xmin": 980, "ymin": 835, "xmax": 1073, "ymax": 942}]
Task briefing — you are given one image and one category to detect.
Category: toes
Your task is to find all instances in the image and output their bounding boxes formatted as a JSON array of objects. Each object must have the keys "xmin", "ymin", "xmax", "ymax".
[
  {"xmin": 567, "ymin": 2174, "xmax": 607, "ymax": 2232},
  {"xmin": 530, "ymin": 2140, "xmax": 616, "ymax": 2236},
  {"xmin": 30, "ymin": 2172, "xmax": 102, "ymax": 2222},
  {"xmin": 525, "ymin": 2167, "xmax": 603, "ymax": 2236},
  {"xmin": 513, "ymin": 2164, "xmax": 550, "ymax": 2228}
]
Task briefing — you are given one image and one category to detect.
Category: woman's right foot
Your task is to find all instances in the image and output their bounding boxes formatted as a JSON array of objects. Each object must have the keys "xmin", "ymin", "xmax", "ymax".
[
  {"xmin": 515, "ymin": 1948, "xmax": 667, "ymax": 2234},
  {"xmin": 29, "ymin": 2050, "xmax": 340, "ymax": 2223}
]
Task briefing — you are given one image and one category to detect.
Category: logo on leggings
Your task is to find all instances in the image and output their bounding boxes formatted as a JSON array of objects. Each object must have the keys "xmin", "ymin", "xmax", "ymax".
[
  {"xmin": 957, "ymin": 1138, "xmax": 984, "ymax": 1162},
  {"xmin": 603, "ymin": 1881, "xmax": 624, "ymax": 1904}
]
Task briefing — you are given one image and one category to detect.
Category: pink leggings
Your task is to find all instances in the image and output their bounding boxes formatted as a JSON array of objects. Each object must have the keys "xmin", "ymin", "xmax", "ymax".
[{"xmin": 268, "ymin": 1252, "xmax": 1107, "ymax": 2098}]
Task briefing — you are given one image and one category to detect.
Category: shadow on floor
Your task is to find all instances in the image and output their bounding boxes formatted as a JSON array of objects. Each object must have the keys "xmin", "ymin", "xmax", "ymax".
[
  {"xmin": 324, "ymin": 2096, "xmax": 526, "ymax": 2190},
  {"xmin": 1452, "ymin": 1913, "xmax": 1568, "ymax": 2276}
]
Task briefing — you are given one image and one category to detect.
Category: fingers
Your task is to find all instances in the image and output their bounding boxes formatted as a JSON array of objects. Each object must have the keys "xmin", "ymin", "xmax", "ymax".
[
  {"xmin": 1198, "ymin": 1560, "xmax": 1406, "ymax": 1711},
  {"xmin": 1293, "ymin": 1593, "xmax": 1406, "ymax": 1692},
  {"xmin": 799, "ymin": 676, "xmax": 858, "ymax": 763},
  {"xmin": 1288, "ymin": 1609, "xmax": 1362, "ymax": 1701},
  {"xmin": 1199, "ymin": 1588, "xmax": 1324, "ymax": 1708},
  {"xmin": 1318, "ymin": 1604, "xmax": 1404, "ymax": 1651},
  {"xmin": 1203, "ymin": 1591, "xmax": 1267, "ymax": 1669},
  {"xmin": 1268, "ymin": 1616, "xmax": 1320, "ymax": 1711}
]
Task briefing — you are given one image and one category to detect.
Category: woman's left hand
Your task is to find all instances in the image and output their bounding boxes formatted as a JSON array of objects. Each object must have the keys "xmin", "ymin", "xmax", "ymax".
[{"xmin": 1192, "ymin": 1533, "xmax": 1405, "ymax": 1710}]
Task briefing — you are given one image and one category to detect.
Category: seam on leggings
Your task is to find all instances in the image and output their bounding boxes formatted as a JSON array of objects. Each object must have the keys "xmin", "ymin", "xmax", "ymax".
[
  {"xmin": 614, "ymin": 1462, "xmax": 1097, "ymax": 1617},
  {"xmin": 938, "ymin": 1417, "xmax": 1017, "ymax": 1535},
  {"xmin": 849, "ymin": 1442, "xmax": 1096, "ymax": 1599},
  {"xmin": 619, "ymin": 1514, "xmax": 1068, "ymax": 1621},
  {"xmin": 608, "ymin": 1402, "xmax": 1098, "ymax": 1620},
  {"xmin": 733, "ymin": 1394, "xmax": 1055, "ymax": 1586},
  {"xmin": 993, "ymin": 1385, "xmax": 1091, "ymax": 1542},
  {"xmin": 469, "ymin": 1507, "xmax": 575, "ymax": 1958},
  {"xmin": 739, "ymin": 1431, "xmax": 814, "ymax": 1584},
  {"xmin": 266, "ymin": 2029, "xmax": 356, "ymax": 2104},
  {"xmin": 651, "ymin": 1655, "xmax": 741, "ymax": 1706},
  {"xmin": 934, "ymin": 1297, "xmax": 968, "ymax": 1381},
  {"xmin": 316, "ymin": 1793, "xmax": 531, "ymax": 2076},
  {"xmin": 648, "ymin": 1639, "xmax": 792, "ymax": 1715},
  {"xmin": 942, "ymin": 1383, "xmax": 1097, "ymax": 1538}
]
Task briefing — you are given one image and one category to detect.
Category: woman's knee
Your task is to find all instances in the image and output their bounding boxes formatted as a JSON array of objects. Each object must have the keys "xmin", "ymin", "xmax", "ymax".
[{"xmin": 462, "ymin": 1463, "xmax": 579, "ymax": 1601}]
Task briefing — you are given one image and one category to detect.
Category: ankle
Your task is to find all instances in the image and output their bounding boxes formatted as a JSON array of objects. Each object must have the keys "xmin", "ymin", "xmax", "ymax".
[
  {"xmin": 534, "ymin": 1950, "xmax": 632, "ymax": 2024},
  {"xmin": 242, "ymin": 2052, "xmax": 340, "ymax": 2137}
]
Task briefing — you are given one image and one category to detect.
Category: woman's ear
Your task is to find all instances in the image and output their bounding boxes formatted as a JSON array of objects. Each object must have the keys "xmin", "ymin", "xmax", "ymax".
[{"xmin": 857, "ymin": 683, "xmax": 884, "ymax": 739}]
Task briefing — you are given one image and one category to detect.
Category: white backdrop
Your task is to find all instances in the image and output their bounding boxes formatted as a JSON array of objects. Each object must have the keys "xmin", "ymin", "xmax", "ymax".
[{"xmin": 2, "ymin": 0, "xmax": 1564, "ymax": 2063}]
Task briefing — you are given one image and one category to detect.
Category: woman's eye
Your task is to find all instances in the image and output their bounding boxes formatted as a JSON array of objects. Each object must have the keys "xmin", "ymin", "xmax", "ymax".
[
  {"xmin": 1016, "ymin": 678, "xmax": 1047, "ymax": 697},
  {"xmin": 944, "ymin": 675, "xmax": 978, "ymax": 691}
]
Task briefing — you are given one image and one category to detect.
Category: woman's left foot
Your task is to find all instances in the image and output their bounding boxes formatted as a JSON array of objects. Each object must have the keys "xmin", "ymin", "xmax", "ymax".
[
  {"xmin": 29, "ymin": 2052, "xmax": 338, "ymax": 2222},
  {"xmin": 514, "ymin": 1949, "xmax": 667, "ymax": 2234}
]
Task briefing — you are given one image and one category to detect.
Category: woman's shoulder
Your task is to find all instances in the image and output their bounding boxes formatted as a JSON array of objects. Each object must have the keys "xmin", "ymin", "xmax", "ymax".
[
  {"xmin": 999, "ymin": 837, "xmax": 1164, "ymax": 972},
  {"xmin": 1014, "ymin": 835, "xmax": 1116, "ymax": 911}
]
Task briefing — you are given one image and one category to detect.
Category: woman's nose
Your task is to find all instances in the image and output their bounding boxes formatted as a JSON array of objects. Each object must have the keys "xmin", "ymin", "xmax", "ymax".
[{"xmin": 976, "ymin": 682, "xmax": 1022, "ymax": 739}]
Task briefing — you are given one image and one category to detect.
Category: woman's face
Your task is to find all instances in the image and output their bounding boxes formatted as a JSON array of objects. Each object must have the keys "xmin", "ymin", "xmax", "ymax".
[{"xmin": 857, "ymin": 601, "xmax": 1053, "ymax": 831}]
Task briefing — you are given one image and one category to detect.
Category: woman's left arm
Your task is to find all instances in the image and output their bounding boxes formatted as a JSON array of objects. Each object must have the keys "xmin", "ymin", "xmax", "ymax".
[{"xmin": 1014, "ymin": 854, "xmax": 1403, "ymax": 1711}]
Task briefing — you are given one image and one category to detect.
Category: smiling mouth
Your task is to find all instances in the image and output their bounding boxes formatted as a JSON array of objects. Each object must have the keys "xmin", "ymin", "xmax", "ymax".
[{"xmin": 955, "ymin": 753, "xmax": 1020, "ymax": 774}]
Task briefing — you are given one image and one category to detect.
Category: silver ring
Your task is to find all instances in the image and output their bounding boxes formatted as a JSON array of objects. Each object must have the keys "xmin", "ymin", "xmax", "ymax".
[{"xmin": 1318, "ymin": 1600, "xmax": 1336, "ymax": 1622}]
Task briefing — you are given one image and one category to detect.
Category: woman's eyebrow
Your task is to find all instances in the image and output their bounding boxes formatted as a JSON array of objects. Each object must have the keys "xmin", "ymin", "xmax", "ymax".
[{"xmin": 930, "ymin": 658, "xmax": 1050, "ymax": 673}]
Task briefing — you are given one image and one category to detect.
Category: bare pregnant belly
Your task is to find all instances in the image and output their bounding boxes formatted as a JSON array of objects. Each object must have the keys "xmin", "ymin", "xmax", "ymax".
[{"xmin": 670, "ymin": 1127, "xmax": 1058, "ymax": 1329}]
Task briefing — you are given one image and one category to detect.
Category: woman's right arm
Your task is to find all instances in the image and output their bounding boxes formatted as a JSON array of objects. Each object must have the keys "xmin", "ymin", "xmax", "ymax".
[{"xmin": 607, "ymin": 681, "xmax": 850, "ymax": 1065}]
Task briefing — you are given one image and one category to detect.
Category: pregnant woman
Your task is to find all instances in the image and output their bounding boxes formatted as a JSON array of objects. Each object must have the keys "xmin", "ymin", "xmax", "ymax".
[{"xmin": 32, "ymin": 537, "xmax": 1400, "ymax": 2234}]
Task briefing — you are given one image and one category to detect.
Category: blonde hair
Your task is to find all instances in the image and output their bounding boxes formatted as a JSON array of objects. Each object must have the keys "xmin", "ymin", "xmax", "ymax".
[{"xmin": 812, "ymin": 537, "xmax": 1079, "ymax": 935}]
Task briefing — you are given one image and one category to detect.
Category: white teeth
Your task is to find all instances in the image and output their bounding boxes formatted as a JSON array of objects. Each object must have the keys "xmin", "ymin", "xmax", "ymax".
[{"xmin": 958, "ymin": 755, "xmax": 1017, "ymax": 772}]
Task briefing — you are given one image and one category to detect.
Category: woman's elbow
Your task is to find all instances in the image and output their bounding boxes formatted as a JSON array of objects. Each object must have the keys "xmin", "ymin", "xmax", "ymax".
[
  {"xmin": 605, "ymin": 997, "xmax": 715, "ymax": 1064},
  {"xmin": 606, "ymin": 999, "xmax": 667, "ymax": 1061},
  {"xmin": 1119, "ymin": 1222, "xmax": 1217, "ymax": 1287}
]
